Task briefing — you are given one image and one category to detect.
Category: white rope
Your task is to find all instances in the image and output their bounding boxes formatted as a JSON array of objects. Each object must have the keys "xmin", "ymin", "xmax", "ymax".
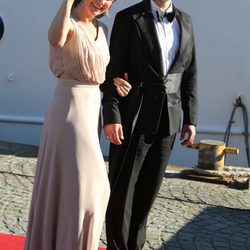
[{"xmin": 193, "ymin": 166, "xmax": 250, "ymax": 178}]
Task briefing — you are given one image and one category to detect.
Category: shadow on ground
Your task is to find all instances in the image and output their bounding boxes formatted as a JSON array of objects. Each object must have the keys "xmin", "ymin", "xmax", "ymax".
[{"xmin": 158, "ymin": 206, "xmax": 250, "ymax": 250}]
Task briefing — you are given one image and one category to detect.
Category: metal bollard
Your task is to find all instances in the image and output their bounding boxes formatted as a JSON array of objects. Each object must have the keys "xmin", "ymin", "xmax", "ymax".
[{"xmin": 186, "ymin": 140, "xmax": 239, "ymax": 171}]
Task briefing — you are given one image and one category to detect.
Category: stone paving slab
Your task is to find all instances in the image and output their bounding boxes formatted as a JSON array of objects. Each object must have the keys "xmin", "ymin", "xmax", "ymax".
[{"xmin": 0, "ymin": 141, "xmax": 250, "ymax": 250}]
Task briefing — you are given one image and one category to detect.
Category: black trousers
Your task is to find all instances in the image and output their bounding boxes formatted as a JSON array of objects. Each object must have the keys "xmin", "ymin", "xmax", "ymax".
[{"xmin": 106, "ymin": 110, "xmax": 176, "ymax": 250}]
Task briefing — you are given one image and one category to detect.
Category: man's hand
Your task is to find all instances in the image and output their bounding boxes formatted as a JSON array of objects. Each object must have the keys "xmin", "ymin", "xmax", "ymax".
[
  {"xmin": 104, "ymin": 124, "xmax": 124, "ymax": 145},
  {"xmin": 180, "ymin": 124, "xmax": 196, "ymax": 146}
]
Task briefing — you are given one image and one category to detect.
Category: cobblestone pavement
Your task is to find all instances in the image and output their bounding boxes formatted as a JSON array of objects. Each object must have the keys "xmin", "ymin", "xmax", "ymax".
[{"xmin": 0, "ymin": 141, "xmax": 250, "ymax": 250}]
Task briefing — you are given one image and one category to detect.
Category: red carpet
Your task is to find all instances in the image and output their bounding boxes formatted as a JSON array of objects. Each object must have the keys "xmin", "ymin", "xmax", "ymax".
[
  {"xmin": 0, "ymin": 234, "xmax": 106, "ymax": 250},
  {"xmin": 0, "ymin": 234, "xmax": 25, "ymax": 250}
]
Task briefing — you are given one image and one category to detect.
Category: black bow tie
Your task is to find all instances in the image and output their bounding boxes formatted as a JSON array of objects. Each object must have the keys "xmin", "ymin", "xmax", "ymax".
[{"xmin": 156, "ymin": 10, "xmax": 175, "ymax": 23}]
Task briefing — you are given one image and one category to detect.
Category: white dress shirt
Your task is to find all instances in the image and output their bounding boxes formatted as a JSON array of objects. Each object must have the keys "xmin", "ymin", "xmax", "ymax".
[{"xmin": 150, "ymin": 0, "xmax": 180, "ymax": 75}]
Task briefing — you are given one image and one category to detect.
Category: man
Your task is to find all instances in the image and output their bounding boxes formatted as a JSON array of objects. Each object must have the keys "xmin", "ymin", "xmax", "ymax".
[{"xmin": 101, "ymin": 0, "xmax": 198, "ymax": 249}]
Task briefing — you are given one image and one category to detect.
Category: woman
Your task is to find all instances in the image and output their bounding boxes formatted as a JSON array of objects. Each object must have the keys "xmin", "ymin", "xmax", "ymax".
[{"xmin": 24, "ymin": 0, "xmax": 130, "ymax": 249}]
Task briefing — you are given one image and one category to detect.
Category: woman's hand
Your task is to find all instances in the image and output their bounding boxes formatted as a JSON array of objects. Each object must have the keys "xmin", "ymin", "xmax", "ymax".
[{"xmin": 113, "ymin": 72, "xmax": 132, "ymax": 97}]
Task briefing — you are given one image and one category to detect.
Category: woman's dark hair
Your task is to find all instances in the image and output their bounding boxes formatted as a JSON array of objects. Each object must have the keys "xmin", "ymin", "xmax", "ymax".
[{"xmin": 72, "ymin": 0, "xmax": 81, "ymax": 10}]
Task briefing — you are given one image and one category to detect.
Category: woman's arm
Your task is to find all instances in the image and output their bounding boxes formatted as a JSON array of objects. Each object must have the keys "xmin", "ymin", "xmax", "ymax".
[{"xmin": 48, "ymin": 0, "xmax": 74, "ymax": 48}]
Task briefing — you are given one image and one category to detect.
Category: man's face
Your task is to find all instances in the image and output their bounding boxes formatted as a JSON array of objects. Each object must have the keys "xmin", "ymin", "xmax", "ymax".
[
  {"xmin": 153, "ymin": 0, "xmax": 171, "ymax": 8},
  {"xmin": 154, "ymin": 0, "xmax": 170, "ymax": 4}
]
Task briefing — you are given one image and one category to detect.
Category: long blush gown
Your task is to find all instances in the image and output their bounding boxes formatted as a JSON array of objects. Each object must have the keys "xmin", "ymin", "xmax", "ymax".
[{"xmin": 24, "ymin": 17, "xmax": 110, "ymax": 250}]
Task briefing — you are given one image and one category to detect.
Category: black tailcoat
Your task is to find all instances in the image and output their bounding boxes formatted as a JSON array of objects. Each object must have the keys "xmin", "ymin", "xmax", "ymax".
[{"xmin": 101, "ymin": 0, "xmax": 198, "ymax": 186}]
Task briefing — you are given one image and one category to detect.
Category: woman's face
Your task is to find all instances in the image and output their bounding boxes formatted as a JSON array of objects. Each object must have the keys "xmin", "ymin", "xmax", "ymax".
[{"xmin": 82, "ymin": 0, "xmax": 113, "ymax": 18}]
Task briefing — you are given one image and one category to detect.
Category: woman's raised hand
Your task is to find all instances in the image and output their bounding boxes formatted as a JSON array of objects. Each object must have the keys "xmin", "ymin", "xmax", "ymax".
[{"xmin": 113, "ymin": 72, "xmax": 132, "ymax": 97}]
